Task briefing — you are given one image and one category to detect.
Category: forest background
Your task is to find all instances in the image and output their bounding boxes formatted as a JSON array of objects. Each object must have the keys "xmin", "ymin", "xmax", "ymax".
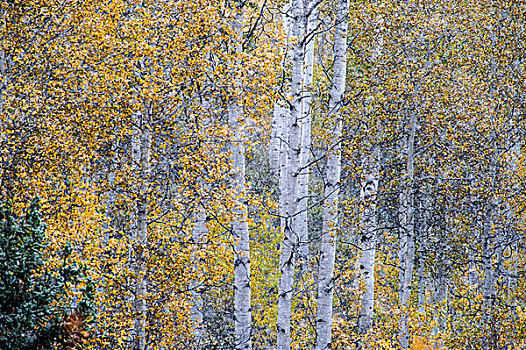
[{"xmin": 1, "ymin": 0, "xmax": 525, "ymax": 349}]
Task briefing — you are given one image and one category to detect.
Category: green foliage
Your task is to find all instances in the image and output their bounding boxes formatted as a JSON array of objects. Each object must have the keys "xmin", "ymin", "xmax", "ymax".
[{"xmin": 0, "ymin": 199, "xmax": 95, "ymax": 350}]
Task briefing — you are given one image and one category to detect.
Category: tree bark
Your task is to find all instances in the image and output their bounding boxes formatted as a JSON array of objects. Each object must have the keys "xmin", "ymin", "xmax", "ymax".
[
  {"xmin": 297, "ymin": 2, "xmax": 318, "ymax": 264},
  {"xmin": 230, "ymin": 3, "xmax": 252, "ymax": 349},
  {"xmin": 190, "ymin": 204, "xmax": 207, "ymax": 348},
  {"xmin": 270, "ymin": 1, "xmax": 293, "ymax": 177},
  {"xmin": 0, "ymin": 49, "xmax": 5, "ymax": 116},
  {"xmin": 133, "ymin": 110, "xmax": 151, "ymax": 350},
  {"xmin": 230, "ymin": 104, "xmax": 252, "ymax": 350},
  {"xmin": 276, "ymin": 0, "xmax": 305, "ymax": 348},
  {"xmin": 190, "ymin": 86, "xmax": 213, "ymax": 348},
  {"xmin": 357, "ymin": 149, "xmax": 379, "ymax": 334},
  {"xmin": 481, "ymin": 24, "xmax": 499, "ymax": 349},
  {"xmin": 315, "ymin": 0, "xmax": 348, "ymax": 348},
  {"xmin": 0, "ymin": 49, "xmax": 6, "ymax": 196},
  {"xmin": 398, "ymin": 104, "xmax": 417, "ymax": 350}
]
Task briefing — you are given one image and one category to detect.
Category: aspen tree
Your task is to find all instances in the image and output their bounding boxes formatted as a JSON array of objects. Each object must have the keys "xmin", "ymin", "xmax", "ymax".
[
  {"xmin": 357, "ymin": 148, "xmax": 379, "ymax": 334},
  {"xmin": 273, "ymin": 1, "xmax": 293, "ymax": 247},
  {"xmin": 0, "ymin": 47, "xmax": 6, "ymax": 127},
  {"xmin": 270, "ymin": 1, "xmax": 293, "ymax": 178},
  {"xmin": 356, "ymin": 11, "xmax": 383, "ymax": 335},
  {"xmin": 229, "ymin": 2, "xmax": 252, "ymax": 349},
  {"xmin": 315, "ymin": 0, "xmax": 348, "ymax": 348},
  {"xmin": 480, "ymin": 10, "xmax": 503, "ymax": 348},
  {"xmin": 277, "ymin": 0, "xmax": 305, "ymax": 347},
  {"xmin": 133, "ymin": 109, "xmax": 151, "ymax": 350},
  {"xmin": 3, "ymin": 0, "xmax": 526, "ymax": 348},
  {"xmin": 398, "ymin": 96, "xmax": 417, "ymax": 350},
  {"xmin": 0, "ymin": 47, "xmax": 6, "ymax": 190},
  {"xmin": 397, "ymin": 10, "xmax": 429, "ymax": 345},
  {"xmin": 190, "ymin": 203, "xmax": 207, "ymax": 347},
  {"xmin": 297, "ymin": 1, "xmax": 318, "ymax": 263}
]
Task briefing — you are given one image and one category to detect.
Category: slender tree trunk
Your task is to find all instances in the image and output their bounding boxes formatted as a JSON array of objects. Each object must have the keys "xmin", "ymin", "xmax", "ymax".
[
  {"xmin": 230, "ymin": 103, "xmax": 252, "ymax": 350},
  {"xmin": 504, "ymin": 106, "xmax": 522, "ymax": 307},
  {"xmin": 276, "ymin": 0, "xmax": 305, "ymax": 348},
  {"xmin": 482, "ymin": 24, "xmax": 499, "ymax": 349},
  {"xmin": 190, "ymin": 204, "xmax": 207, "ymax": 347},
  {"xmin": 133, "ymin": 110, "xmax": 151, "ymax": 350},
  {"xmin": 270, "ymin": 1, "xmax": 293, "ymax": 177},
  {"xmin": 190, "ymin": 87, "xmax": 213, "ymax": 348},
  {"xmin": 0, "ymin": 49, "xmax": 5, "ymax": 116},
  {"xmin": 229, "ymin": 3, "xmax": 252, "ymax": 349},
  {"xmin": 273, "ymin": 1, "xmax": 292, "ymax": 242},
  {"xmin": 297, "ymin": 3, "xmax": 318, "ymax": 263},
  {"xmin": 357, "ymin": 150, "xmax": 379, "ymax": 334},
  {"xmin": 315, "ymin": 0, "xmax": 348, "ymax": 348},
  {"xmin": 398, "ymin": 105, "xmax": 417, "ymax": 350},
  {"xmin": 357, "ymin": 13, "xmax": 383, "ymax": 335},
  {"xmin": 0, "ymin": 49, "xmax": 6, "ymax": 195},
  {"xmin": 482, "ymin": 178, "xmax": 496, "ymax": 347}
]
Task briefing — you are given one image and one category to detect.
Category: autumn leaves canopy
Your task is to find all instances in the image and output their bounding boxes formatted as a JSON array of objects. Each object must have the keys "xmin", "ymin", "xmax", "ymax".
[{"xmin": 1, "ymin": 0, "xmax": 525, "ymax": 350}]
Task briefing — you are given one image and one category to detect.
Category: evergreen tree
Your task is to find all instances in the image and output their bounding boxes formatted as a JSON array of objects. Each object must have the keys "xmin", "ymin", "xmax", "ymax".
[{"xmin": 0, "ymin": 199, "xmax": 94, "ymax": 350}]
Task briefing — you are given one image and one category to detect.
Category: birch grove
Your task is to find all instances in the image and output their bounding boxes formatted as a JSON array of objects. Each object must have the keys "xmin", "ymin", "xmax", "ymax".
[{"xmin": 1, "ymin": 1, "xmax": 526, "ymax": 350}]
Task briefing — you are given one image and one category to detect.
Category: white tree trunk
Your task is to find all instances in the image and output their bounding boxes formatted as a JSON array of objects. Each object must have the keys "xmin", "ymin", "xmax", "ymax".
[
  {"xmin": 297, "ymin": 3, "xmax": 318, "ymax": 263},
  {"xmin": 133, "ymin": 110, "xmax": 151, "ymax": 350},
  {"xmin": 190, "ymin": 88, "xmax": 215, "ymax": 347},
  {"xmin": 357, "ymin": 150, "xmax": 379, "ymax": 334},
  {"xmin": 482, "ymin": 165, "xmax": 496, "ymax": 332},
  {"xmin": 398, "ymin": 107, "xmax": 417, "ymax": 349},
  {"xmin": 276, "ymin": 0, "xmax": 305, "ymax": 348},
  {"xmin": 190, "ymin": 204, "xmax": 207, "ymax": 347},
  {"xmin": 274, "ymin": 1, "xmax": 292, "ymax": 240},
  {"xmin": 0, "ymin": 49, "xmax": 5, "ymax": 116},
  {"xmin": 230, "ymin": 4, "xmax": 252, "ymax": 349},
  {"xmin": 356, "ymin": 18, "xmax": 383, "ymax": 334},
  {"xmin": 230, "ymin": 103, "xmax": 252, "ymax": 350},
  {"xmin": 482, "ymin": 27, "xmax": 499, "ymax": 349},
  {"xmin": 356, "ymin": 16, "xmax": 384, "ymax": 334},
  {"xmin": 270, "ymin": 1, "xmax": 293, "ymax": 177},
  {"xmin": 0, "ymin": 49, "xmax": 6, "ymax": 189},
  {"xmin": 315, "ymin": 0, "xmax": 348, "ymax": 348}
]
